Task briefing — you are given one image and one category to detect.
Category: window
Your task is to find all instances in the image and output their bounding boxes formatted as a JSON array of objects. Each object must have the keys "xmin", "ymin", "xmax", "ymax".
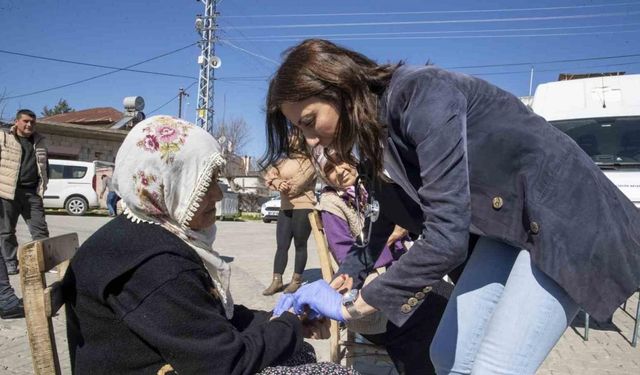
[
  {"xmin": 551, "ymin": 116, "xmax": 640, "ymax": 169},
  {"xmin": 48, "ymin": 165, "xmax": 88, "ymax": 179},
  {"xmin": 49, "ymin": 165, "xmax": 64, "ymax": 179}
]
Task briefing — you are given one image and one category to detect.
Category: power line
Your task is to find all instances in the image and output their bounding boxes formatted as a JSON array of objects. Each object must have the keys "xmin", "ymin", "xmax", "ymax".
[
  {"xmin": 148, "ymin": 81, "xmax": 197, "ymax": 115},
  {"xmin": 217, "ymin": 13, "xmax": 276, "ymax": 74},
  {"xmin": 222, "ymin": 10, "xmax": 640, "ymax": 30},
  {"xmin": 220, "ymin": 2, "xmax": 640, "ymax": 18},
  {"xmin": 471, "ymin": 60, "xmax": 640, "ymax": 77},
  {"xmin": 224, "ymin": 23, "xmax": 640, "ymax": 41},
  {"xmin": 5, "ymin": 43, "xmax": 197, "ymax": 100},
  {"xmin": 450, "ymin": 53, "xmax": 640, "ymax": 69},
  {"xmin": 239, "ymin": 29, "xmax": 640, "ymax": 42},
  {"xmin": 206, "ymin": 51, "xmax": 640, "ymax": 78},
  {"xmin": 218, "ymin": 39, "xmax": 279, "ymax": 65},
  {"xmin": 0, "ymin": 49, "xmax": 197, "ymax": 80}
]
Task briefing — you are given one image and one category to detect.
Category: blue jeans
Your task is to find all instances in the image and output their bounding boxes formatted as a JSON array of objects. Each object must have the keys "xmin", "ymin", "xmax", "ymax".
[{"xmin": 430, "ymin": 237, "xmax": 579, "ymax": 375}]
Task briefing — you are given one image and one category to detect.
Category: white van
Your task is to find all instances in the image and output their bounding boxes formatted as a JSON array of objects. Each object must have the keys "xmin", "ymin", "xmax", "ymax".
[
  {"xmin": 530, "ymin": 74, "xmax": 640, "ymax": 208},
  {"xmin": 44, "ymin": 159, "xmax": 111, "ymax": 215}
]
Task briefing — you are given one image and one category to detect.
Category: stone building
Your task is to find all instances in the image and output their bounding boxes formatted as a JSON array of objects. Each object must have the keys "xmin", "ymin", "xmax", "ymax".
[{"xmin": 39, "ymin": 107, "xmax": 131, "ymax": 162}]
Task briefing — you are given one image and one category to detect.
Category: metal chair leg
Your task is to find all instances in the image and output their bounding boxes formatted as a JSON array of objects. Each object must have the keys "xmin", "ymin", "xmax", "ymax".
[
  {"xmin": 584, "ymin": 311, "xmax": 590, "ymax": 341},
  {"xmin": 633, "ymin": 290, "xmax": 640, "ymax": 348}
]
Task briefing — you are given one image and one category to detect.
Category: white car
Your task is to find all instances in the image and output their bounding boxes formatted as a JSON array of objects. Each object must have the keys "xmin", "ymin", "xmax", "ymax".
[
  {"xmin": 44, "ymin": 159, "xmax": 110, "ymax": 215},
  {"xmin": 260, "ymin": 197, "xmax": 281, "ymax": 223}
]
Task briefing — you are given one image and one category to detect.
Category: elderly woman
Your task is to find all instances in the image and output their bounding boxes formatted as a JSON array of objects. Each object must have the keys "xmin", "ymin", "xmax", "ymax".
[
  {"xmin": 62, "ymin": 116, "xmax": 357, "ymax": 375},
  {"xmin": 310, "ymin": 147, "xmax": 452, "ymax": 375}
]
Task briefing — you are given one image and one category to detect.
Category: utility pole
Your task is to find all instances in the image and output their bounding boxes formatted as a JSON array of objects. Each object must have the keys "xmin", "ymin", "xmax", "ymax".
[
  {"xmin": 177, "ymin": 88, "xmax": 189, "ymax": 119},
  {"xmin": 195, "ymin": 0, "xmax": 221, "ymax": 134}
]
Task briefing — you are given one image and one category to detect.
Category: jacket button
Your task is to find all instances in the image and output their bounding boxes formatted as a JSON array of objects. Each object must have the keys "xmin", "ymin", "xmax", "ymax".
[
  {"xmin": 422, "ymin": 286, "xmax": 433, "ymax": 293},
  {"xmin": 401, "ymin": 304, "xmax": 412, "ymax": 313},
  {"xmin": 407, "ymin": 297, "xmax": 419, "ymax": 307},
  {"xmin": 492, "ymin": 196, "xmax": 504, "ymax": 210},
  {"xmin": 415, "ymin": 292, "xmax": 426, "ymax": 300},
  {"xmin": 530, "ymin": 221, "xmax": 540, "ymax": 234}
]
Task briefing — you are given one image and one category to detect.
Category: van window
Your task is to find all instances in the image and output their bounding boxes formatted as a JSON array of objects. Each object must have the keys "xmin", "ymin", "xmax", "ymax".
[
  {"xmin": 550, "ymin": 116, "xmax": 640, "ymax": 169},
  {"xmin": 49, "ymin": 165, "xmax": 88, "ymax": 179},
  {"xmin": 49, "ymin": 164, "xmax": 64, "ymax": 179}
]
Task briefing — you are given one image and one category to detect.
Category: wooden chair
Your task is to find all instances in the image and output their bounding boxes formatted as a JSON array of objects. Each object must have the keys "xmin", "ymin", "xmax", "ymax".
[
  {"xmin": 308, "ymin": 211, "xmax": 391, "ymax": 367},
  {"xmin": 19, "ymin": 233, "xmax": 79, "ymax": 375}
]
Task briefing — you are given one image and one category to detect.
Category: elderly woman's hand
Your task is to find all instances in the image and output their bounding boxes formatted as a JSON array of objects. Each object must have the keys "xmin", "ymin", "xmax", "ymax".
[
  {"xmin": 329, "ymin": 274, "xmax": 354, "ymax": 295},
  {"xmin": 386, "ymin": 225, "xmax": 409, "ymax": 247},
  {"xmin": 300, "ymin": 316, "xmax": 330, "ymax": 339}
]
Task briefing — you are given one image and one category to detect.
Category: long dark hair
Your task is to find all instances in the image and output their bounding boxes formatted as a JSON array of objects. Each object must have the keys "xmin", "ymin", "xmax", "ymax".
[{"xmin": 261, "ymin": 39, "xmax": 401, "ymax": 177}]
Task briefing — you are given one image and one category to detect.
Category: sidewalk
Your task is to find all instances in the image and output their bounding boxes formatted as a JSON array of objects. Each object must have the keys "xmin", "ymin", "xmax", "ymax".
[{"xmin": 0, "ymin": 216, "xmax": 638, "ymax": 374}]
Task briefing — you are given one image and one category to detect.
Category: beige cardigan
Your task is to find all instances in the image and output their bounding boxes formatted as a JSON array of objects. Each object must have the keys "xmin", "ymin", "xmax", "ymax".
[{"xmin": 265, "ymin": 156, "xmax": 316, "ymax": 210}]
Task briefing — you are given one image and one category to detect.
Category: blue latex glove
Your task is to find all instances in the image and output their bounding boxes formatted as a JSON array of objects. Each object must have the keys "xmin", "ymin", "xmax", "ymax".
[
  {"xmin": 272, "ymin": 293, "xmax": 295, "ymax": 317},
  {"xmin": 292, "ymin": 280, "xmax": 345, "ymax": 322}
]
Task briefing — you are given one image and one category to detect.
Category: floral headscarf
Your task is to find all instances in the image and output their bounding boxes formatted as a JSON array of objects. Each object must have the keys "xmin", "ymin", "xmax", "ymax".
[{"xmin": 112, "ymin": 115, "xmax": 234, "ymax": 318}]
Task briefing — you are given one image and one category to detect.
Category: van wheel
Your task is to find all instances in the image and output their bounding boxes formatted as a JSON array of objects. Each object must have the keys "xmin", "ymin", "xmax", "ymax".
[{"xmin": 65, "ymin": 196, "xmax": 88, "ymax": 216}]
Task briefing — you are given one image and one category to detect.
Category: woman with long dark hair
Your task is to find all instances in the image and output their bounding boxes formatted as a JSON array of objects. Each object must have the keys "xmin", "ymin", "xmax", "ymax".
[{"xmin": 264, "ymin": 39, "xmax": 640, "ymax": 374}]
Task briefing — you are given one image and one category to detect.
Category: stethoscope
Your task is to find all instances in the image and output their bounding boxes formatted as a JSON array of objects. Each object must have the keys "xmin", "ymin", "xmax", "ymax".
[{"xmin": 353, "ymin": 167, "xmax": 380, "ymax": 248}]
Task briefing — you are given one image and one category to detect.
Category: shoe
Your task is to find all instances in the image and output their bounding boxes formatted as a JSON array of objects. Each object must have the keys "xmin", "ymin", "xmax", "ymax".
[
  {"xmin": 262, "ymin": 274, "xmax": 283, "ymax": 296},
  {"xmin": 283, "ymin": 273, "xmax": 303, "ymax": 294},
  {"xmin": 0, "ymin": 300, "xmax": 25, "ymax": 319}
]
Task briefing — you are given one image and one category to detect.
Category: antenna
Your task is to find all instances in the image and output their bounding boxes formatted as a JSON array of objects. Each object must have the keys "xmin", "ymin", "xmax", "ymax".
[{"xmin": 601, "ymin": 76, "xmax": 607, "ymax": 109}]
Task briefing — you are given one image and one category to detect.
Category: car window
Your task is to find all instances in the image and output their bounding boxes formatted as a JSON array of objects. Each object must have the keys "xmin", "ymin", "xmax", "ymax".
[
  {"xmin": 49, "ymin": 164, "xmax": 64, "ymax": 179},
  {"xmin": 48, "ymin": 164, "xmax": 89, "ymax": 179},
  {"xmin": 64, "ymin": 166, "xmax": 88, "ymax": 179}
]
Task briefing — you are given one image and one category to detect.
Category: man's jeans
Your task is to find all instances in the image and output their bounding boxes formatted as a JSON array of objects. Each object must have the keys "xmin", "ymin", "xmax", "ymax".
[
  {"xmin": 106, "ymin": 191, "xmax": 120, "ymax": 216},
  {"xmin": 0, "ymin": 188, "xmax": 49, "ymax": 268},
  {"xmin": 0, "ymin": 189, "xmax": 48, "ymax": 308},
  {"xmin": 430, "ymin": 237, "xmax": 579, "ymax": 375}
]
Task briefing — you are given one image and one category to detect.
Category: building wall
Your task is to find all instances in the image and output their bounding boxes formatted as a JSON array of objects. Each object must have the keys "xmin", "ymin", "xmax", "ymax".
[
  {"xmin": 234, "ymin": 176, "xmax": 269, "ymax": 196},
  {"xmin": 36, "ymin": 120, "xmax": 127, "ymax": 163},
  {"xmin": 43, "ymin": 132, "xmax": 122, "ymax": 162}
]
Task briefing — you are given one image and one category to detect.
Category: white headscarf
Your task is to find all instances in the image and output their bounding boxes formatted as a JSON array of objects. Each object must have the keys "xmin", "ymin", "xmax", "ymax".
[{"xmin": 112, "ymin": 115, "xmax": 234, "ymax": 318}]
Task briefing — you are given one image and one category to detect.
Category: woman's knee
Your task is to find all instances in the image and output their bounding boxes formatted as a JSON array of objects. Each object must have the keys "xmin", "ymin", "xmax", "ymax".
[{"xmin": 429, "ymin": 323, "xmax": 458, "ymax": 374}]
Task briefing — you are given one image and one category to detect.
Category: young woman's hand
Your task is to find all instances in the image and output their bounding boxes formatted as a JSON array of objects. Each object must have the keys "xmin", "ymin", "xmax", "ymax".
[
  {"xmin": 272, "ymin": 293, "xmax": 295, "ymax": 318},
  {"xmin": 292, "ymin": 280, "xmax": 345, "ymax": 322}
]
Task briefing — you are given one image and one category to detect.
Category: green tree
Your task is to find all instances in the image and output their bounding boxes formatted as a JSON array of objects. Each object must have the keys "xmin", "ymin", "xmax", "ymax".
[{"xmin": 42, "ymin": 99, "xmax": 75, "ymax": 117}]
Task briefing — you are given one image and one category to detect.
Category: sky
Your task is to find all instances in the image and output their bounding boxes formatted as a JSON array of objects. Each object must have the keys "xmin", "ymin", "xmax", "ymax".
[{"xmin": 1, "ymin": 0, "xmax": 639, "ymax": 158}]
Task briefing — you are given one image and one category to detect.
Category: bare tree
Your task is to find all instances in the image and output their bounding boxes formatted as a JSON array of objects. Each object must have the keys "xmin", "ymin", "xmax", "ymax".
[
  {"xmin": 0, "ymin": 89, "xmax": 7, "ymax": 121},
  {"xmin": 210, "ymin": 117, "xmax": 252, "ymax": 191},
  {"xmin": 211, "ymin": 117, "xmax": 251, "ymax": 155}
]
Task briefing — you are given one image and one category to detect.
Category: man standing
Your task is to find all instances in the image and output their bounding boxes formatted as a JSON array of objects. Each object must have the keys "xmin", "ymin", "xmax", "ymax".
[
  {"xmin": 0, "ymin": 109, "xmax": 50, "ymax": 318},
  {"xmin": 99, "ymin": 174, "xmax": 120, "ymax": 216}
]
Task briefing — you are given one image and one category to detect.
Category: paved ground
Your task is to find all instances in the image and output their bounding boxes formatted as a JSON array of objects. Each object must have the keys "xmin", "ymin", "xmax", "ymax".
[{"xmin": 0, "ymin": 215, "xmax": 638, "ymax": 374}]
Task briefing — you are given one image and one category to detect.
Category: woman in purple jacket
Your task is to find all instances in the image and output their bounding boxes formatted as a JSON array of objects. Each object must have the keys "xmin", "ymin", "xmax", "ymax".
[
  {"xmin": 265, "ymin": 39, "xmax": 640, "ymax": 375},
  {"xmin": 315, "ymin": 148, "xmax": 407, "ymax": 270},
  {"xmin": 313, "ymin": 147, "xmax": 452, "ymax": 375}
]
